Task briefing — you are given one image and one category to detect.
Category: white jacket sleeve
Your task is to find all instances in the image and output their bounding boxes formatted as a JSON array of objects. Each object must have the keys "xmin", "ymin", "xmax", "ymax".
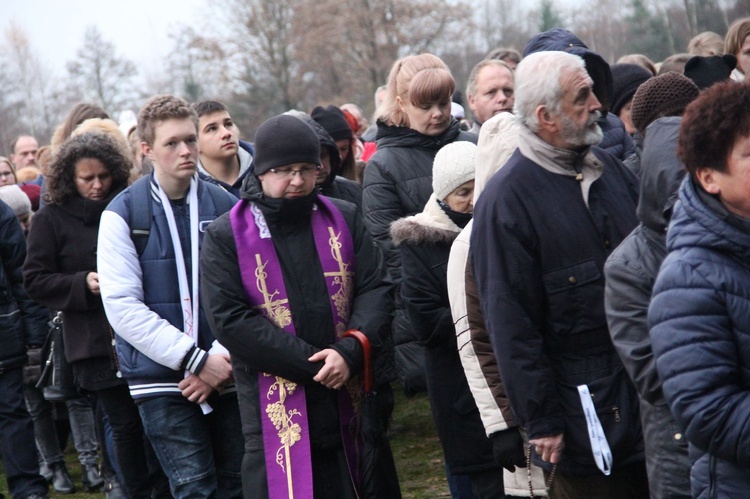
[
  {"xmin": 98, "ymin": 210, "xmax": 200, "ymax": 371},
  {"xmin": 448, "ymin": 223, "xmax": 509, "ymax": 436}
]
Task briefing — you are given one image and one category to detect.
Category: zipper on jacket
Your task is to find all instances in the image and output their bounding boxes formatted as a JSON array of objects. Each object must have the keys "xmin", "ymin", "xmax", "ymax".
[
  {"xmin": 612, "ymin": 406, "xmax": 620, "ymax": 423},
  {"xmin": 50, "ymin": 341, "xmax": 56, "ymax": 385},
  {"xmin": 709, "ymin": 454, "xmax": 717, "ymax": 499}
]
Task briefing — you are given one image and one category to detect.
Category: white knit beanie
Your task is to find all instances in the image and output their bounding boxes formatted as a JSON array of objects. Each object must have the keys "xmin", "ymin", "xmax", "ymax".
[
  {"xmin": 432, "ymin": 141, "xmax": 477, "ymax": 201},
  {"xmin": 0, "ymin": 185, "xmax": 32, "ymax": 218}
]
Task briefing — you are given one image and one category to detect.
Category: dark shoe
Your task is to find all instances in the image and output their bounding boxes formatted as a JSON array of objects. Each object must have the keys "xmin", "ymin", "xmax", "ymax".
[
  {"xmin": 39, "ymin": 463, "xmax": 53, "ymax": 483},
  {"xmin": 82, "ymin": 463, "xmax": 105, "ymax": 492},
  {"xmin": 104, "ymin": 478, "xmax": 125, "ymax": 499},
  {"xmin": 50, "ymin": 462, "xmax": 76, "ymax": 494}
]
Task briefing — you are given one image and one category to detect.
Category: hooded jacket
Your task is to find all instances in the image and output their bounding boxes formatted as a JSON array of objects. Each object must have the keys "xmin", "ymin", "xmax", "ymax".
[
  {"xmin": 604, "ymin": 117, "xmax": 691, "ymax": 498},
  {"xmin": 447, "ymin": 112, "xmax": 548, "ymax": 495},
  {"xmin": 649, "ymin": 177, "xmax": 750, "ymax": 498},
  {"xmin": 392, "ymin": 196, "xmax": 498, "ymax": 475},
  {"xmin": 197, "ymin": 139, "xmax": 255, "ymax": 197},
  {"xmin": 362, "ymin": 118, "xmax": 476, "ymax": 394},
  {"xmin": 523, "ymin": 28, "xmax": 635, "ymax": 161},
  {"xmin": 304, "ymin": 117, "xmax": 363, "ymax": 211}
]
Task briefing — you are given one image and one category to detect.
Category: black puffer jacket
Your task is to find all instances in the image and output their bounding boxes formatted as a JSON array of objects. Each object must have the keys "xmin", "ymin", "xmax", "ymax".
[
  {"xmin": 604, "ymin": 117, "xmax": 690, "ymax": 498},
  {"xmin": 362, "ymin": 119, "xmax": 476, "ymax": 394},
  {"xmin": 0, "ymin": 200, "xmax": 47, "ymax": 370},
  {"xmin": 392, "ymin": 199, "xmax": 497, "ymax": 475}
]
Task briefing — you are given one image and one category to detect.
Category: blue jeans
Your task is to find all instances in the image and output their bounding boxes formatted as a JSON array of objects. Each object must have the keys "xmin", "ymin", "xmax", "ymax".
[
  {"xmin": 66, "ymin": 396, "xmax": 99, "ymax": 467},
  {"xmin": 1, "ymin": 367, "xmax": 48, "ymax": 498},
  {"xmin": 137, "ymin": 393, "xmax": 243, "ymax": 499}
]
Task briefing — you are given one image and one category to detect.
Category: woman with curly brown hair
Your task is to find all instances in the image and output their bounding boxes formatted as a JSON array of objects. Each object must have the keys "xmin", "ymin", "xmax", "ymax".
[{"xmin": 23, "ymin": 132, "xmax": 167, "ymax": 499}]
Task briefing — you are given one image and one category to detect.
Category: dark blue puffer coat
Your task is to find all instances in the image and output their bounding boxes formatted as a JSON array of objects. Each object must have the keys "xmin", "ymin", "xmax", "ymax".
[
  {"xmin": 649, "ymin": 177, "xmax": 750, "ymax": 498},
  {"xmin": 0, "ymin": 200, "xmax": 48, "ymax": 370}
]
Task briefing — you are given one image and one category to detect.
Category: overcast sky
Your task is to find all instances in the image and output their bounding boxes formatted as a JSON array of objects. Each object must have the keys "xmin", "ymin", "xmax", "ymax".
[{"xmin": 4, "ymin": 0, "xmax": 206, "ymax": 77}]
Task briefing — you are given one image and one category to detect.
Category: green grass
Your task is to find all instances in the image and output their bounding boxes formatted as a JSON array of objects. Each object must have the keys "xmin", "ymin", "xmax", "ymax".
[
  {"xmin": 390, "ymin": 389, "xmax": 451, "ymax": 498},
  {"xmin": 0, "ymin": 387, "xmax": 449, "ymax": 498}
]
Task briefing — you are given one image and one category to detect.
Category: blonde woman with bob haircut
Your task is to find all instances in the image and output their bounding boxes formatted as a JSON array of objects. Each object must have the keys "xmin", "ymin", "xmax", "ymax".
[
  {"xmin": 362, "ymin": 52, "xmax": 477, "ymax": 431},
  {"xmin": 725, "ymin": 17, "xmax": 750, "ymax": 81}
]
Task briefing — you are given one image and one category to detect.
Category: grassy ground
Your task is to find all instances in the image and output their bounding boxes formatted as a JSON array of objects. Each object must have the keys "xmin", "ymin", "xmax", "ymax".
[{"xmin": 0, "ymin": 387, "xmax": 449, "ymax": 498}]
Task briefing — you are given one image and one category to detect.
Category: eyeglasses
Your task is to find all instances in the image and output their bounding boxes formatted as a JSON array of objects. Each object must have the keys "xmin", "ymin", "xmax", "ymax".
[
  {"xmin": 0, "ymin": 172, "xmax": 14, "ymax": 178},
  {"xmin": 268, "ymin": 166, "xmax": 320, "ymax": 179}
]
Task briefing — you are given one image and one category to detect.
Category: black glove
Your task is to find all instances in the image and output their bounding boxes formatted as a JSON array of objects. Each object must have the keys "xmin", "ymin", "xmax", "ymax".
[
  {"xmin": 490, "ymin": 428, "xmax": 526, "ymax": 472},
  {"xmin": 22, "ymin": 347, "xmax": 44, "ymax": 386}
]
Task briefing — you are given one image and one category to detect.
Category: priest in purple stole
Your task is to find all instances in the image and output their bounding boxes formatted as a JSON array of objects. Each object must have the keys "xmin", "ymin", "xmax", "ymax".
[{"xmin": 200, "ymin": 115, "xmax": 395, "ymax": 499}]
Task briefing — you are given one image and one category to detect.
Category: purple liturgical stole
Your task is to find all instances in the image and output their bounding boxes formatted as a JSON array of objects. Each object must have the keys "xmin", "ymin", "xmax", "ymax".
[{"xmin": 230, "ymin": 195, "xmax": 361, "ymax": 499}]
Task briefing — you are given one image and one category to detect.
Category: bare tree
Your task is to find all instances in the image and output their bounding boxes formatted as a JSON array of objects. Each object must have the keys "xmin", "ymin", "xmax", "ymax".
[
  {"xmin": 0, "ymin": 22, "xmax": 67, "ymax": 152},
  {"xmin": 477, "ymin": 0, "xmax": 534, "ymax": 54},
  {"xmin": 158, "ymin": 26, "xmax": 236, "ymax": 103},
  {"xmin": 66, "ymin": 26, "xmax": 138, "ymax": 116}
]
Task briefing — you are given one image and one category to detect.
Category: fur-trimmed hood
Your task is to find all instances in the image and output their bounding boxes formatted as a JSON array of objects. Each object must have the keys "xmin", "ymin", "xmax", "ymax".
[{"xmin": 390, "ymin": 194, "xmax": 462, "ymax": 247}]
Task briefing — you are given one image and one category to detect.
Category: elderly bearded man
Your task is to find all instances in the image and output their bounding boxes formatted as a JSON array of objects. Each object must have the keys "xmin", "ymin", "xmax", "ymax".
[{"xmin": 470, "ymin": 51, "xmax": 647, "ymax": 498}]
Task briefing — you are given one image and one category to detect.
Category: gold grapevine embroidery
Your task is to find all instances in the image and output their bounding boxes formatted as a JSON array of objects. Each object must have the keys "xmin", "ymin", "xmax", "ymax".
[
  {"xmin": 254, "ymin": 254, "xmax": 292, "ymax": 328},
  {"xmin": 324, "ymin": 227, "xmax": 353, "ymax": 336},
  {"xmin": 265, "ymin": 374, "xmax": 301, "ymax": 498}
]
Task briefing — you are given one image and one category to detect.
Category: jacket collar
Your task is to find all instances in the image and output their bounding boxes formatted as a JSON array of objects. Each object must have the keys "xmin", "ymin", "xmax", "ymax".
[{"xmin": 517, "ymin": 125, "xmax": 603, "ymax": 206}]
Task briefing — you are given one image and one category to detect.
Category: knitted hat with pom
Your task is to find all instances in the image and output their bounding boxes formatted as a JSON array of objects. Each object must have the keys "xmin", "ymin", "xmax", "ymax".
[{"xmin": 432, "ymin": 141, "xmax": 477, "ymax": 200}]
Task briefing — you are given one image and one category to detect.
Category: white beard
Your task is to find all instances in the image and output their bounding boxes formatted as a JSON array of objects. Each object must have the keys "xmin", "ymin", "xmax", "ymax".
[{"xmin": 560, "ymin": 111, "xmax": 603, "ymax": 148}]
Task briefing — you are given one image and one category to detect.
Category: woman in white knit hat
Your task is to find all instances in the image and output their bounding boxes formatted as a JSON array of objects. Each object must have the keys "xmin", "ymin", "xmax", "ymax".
[
  {"xmin": 0, "ymin": 184, "xmax": 32, "ymax": 233},
  {"xmin": 391, "ymin": 141, "xmax": 504, "ymax": 498}
]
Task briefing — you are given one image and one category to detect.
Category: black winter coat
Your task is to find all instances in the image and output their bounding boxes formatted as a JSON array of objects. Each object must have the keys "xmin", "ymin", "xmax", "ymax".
[
  {"xmin": 24, "ymin": 190, "xmax": 122, "ymax": 366},
  {"xmin": 362, "ymin": 119, "xmax": 476, "ymax": 394},
  {"xmin": 604, "ymin": 117, "xmax": 690, "ymax": 498},
  {"xmin": 321, "ymin": 177, "xmax": 362, "ymax": 212},
  {"xmin": 305, "ymin": 116, "xmax": 364, "ymax": 212},
  {"xmin": 0, "ymin": 200, "xmax": 47, "ymax": 370},
  {"xmin": 392, "ymin": 203, "xmax": 497, "ymax": 475},
  {"xmin": 471, "ymin": 147, "xmax": 643, "ymax": 476},
  {"xmin": 201, "ymin": 175, "xmax": 393, "ymax": 459}
]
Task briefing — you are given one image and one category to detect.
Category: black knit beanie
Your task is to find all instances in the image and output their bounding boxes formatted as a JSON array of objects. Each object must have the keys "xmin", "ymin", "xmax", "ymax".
[
  {"xmin": 683, "ymin": 54, "xmax": 737, "ymax": 90},
  {"xmin": 610, "ymin": 63, "xmax": 653, "ymax": 116},
  {"xmin": 253, "ymin": 115, "xmax": 321, "ymax": 175},
  {"xmin": 311, "ymin": 105, "xmax": 351, "ymax": 142},
  {"xmin": 630, "ymin": 72, "xmax": 699, "ymax": 135}
]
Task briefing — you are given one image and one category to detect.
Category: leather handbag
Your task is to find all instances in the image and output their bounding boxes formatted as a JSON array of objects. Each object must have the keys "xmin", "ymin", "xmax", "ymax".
[{"xmin": 36, "ymin": 311, "xmax": 79, "ymax": 401}]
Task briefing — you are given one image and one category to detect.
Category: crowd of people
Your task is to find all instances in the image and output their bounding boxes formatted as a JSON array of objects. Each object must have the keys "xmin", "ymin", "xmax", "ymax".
[{"xmin": 1, "ymin": 16, "xmax": 750, "ymax": 499}]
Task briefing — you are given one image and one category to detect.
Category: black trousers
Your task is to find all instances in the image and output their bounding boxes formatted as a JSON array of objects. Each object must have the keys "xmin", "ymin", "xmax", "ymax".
[
  {"xmin": 0, "ymin": 367, "xmax": 48, "ymax": 498},
  {"xmin": 96, "ymin": 383, "xmax": 169, "ymax": 498}
]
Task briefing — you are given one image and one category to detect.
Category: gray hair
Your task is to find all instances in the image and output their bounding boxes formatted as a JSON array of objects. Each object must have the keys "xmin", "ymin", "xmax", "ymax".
[{"xmin": 513, "ymin": 51, "xmax": 586, "ymax": 132}]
